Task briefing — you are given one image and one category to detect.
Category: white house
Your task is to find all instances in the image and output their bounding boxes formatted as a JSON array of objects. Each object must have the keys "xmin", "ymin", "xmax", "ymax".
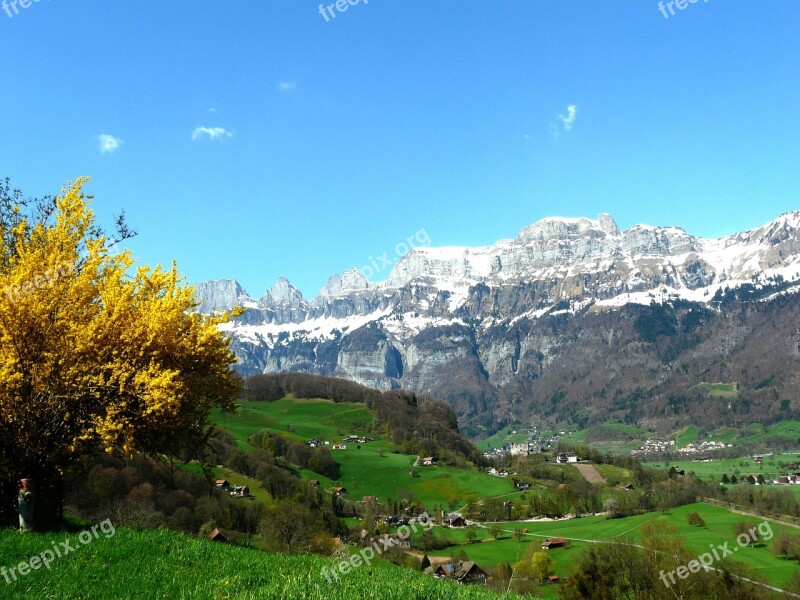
[{"xmin": 557, "ymin": 452, "xmax": 578, "ymax": 464}]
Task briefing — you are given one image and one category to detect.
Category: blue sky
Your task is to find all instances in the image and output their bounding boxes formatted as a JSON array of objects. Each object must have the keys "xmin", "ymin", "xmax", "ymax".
[{"xmin": 1, "ymin": 1, "xmax": 798, "ymax": 299}]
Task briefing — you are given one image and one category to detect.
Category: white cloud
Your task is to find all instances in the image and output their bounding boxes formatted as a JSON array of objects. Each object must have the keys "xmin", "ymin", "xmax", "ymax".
[
  {"xmin": 558, "ymin": 104, "xmax": 578, "ymax": 131},
  {"xmin": 192, "ymin": 126, "xmax": 234, "ymax": 141},
  {"xmin": 276, "ymin": 81, "xmax": 296, "ymax": 92},
  {"xmin": 97, "ymin": 134, "xmax": 122, "ymax": 154}
]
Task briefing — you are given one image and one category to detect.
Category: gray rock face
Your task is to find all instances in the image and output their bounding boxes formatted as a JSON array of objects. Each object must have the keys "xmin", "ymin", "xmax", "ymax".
[
  {"xmin": 317, "ymin": 268, "xmax": 370, "ymax": 298},
  {"xmin": 194, "ymin": 279, "xmax": 250, "ymax": 313},
  {"xmin": 199, "ymin": 211, "xmax": 800, "ymax": 432},
  {"xmin": 262, "ymin": 277, "xmax": 305, "ymax": 306}
]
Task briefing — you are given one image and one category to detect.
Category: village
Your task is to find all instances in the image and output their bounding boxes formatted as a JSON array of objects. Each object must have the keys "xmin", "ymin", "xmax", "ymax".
[
  {"xmin": 631, "ymin": 438, "xmax": 733, "ymax": 457},
  {"xmin": 482, "ymin": 427, "xmax": 571, "ymax": 461}
]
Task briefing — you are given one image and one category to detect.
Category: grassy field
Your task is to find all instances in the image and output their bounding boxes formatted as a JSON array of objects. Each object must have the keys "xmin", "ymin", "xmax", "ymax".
[
  {"xmin": 211, "ymin": 467, "xmax": 271, "ymax": 503},
  {"xmin": 211, "ymin": 397, "xmax": 375, "ymax": 449},
  {"xmin": 0, "ymin": 526, "xmax": 518, "ymax": 599},
  {"xmin": 475, "ymin": 427, "xmax": 535, "ymax": 451},
  {"xmin": 691, "ymin": 382, "xmax": 739, "ymax": 398},
  {"xmin": 643, "ymin": 453, "xmax": 800, "ymax": 481},
  {"xmin": 558, "ymin": 429, "xmax": 587, "ymax": 445},
  {"xmin": 560, "ymin": 422, "xmax": 646, "ymax": 454},
  {"xmin": 211, "ymin": 397, "xmax": 517, "ymax": 509},
  {"xmin": 426, "ymin": 503, "xmax": 800, "ymax": 590},
  {"xmin": 551, "ymin": 419, "xmax": 800, "ymax": 456},
  {"xmin": 592, "ymin": 464, "xmax": 634, "ymax": 486},
  {"xmin": 671, "ymin": 425, "xmax": 700, "ymax": 447}
]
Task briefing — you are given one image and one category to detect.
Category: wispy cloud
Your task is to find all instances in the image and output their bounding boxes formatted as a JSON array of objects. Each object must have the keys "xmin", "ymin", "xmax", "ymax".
[
  {"xmin": 276, "ymin": 81, "xmax": 296, "ymax": 92},
  {"xmin": 192, "ymin": 126, "xmax": 234, "ymax": 141},
  {"xmin": 548, "ymin": 104, "xmax": 579, "ymax": 140},
  {"xmin": 558, "ymin": 104, "xmax": 578, "ymax": 131},
  {"xmin": 97, "ymin": 134, "xmax": 122, "ymax": 154}
]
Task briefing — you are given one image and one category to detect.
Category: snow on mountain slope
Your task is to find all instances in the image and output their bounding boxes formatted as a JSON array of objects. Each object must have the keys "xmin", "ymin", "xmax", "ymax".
[{"xmin": 200, "ymin": 210, "xmax": 800, "ymax": 326}]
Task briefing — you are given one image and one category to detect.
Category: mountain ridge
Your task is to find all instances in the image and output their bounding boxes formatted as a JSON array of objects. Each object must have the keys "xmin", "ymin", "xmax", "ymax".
[{"xmin": 197, "ymin": 210, "xmax": 800, "ymax": 436}]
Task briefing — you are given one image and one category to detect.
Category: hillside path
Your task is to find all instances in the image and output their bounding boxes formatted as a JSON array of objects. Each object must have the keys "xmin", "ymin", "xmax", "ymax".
[{"xmin": 574, "ymin": 463, "xmax": 606, "ymax": 484}]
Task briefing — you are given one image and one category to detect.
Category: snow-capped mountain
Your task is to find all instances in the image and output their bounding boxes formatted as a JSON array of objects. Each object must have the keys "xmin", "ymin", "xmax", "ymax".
[{"xmin": 198, "ymin": 211, "xmax": 800, "ymax": 435}]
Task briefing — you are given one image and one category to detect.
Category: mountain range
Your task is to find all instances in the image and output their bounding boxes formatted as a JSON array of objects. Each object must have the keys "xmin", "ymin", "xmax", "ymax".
[{"xmin": 197, "ymin": 212, "xmax": 800, "ymax": 437}]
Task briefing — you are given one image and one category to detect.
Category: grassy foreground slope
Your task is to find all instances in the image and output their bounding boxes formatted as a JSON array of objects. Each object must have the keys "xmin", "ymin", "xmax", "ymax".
[{"xmin": 0, "ymin": 527, "xmax": 515, "ymax": 600}]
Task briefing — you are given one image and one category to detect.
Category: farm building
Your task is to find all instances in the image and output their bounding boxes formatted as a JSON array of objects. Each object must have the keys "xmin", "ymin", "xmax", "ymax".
[
  {"xmin": 208, "ymin": 529, "xmax": 230, "ymax": 543},
  {"xmin": 229, "ymin": 486, "xmax": 250, "ymax": 498},
  {"xmin": 435, "ymin": 561, "xmax": 487, "ymax": 584},
  {"xmin": 442, "ymin": 513, "xmax": 466, "ymax": 528},
  {"xmin": 557, "ymin": 452, "xmax": 578, "ymax": 464}
]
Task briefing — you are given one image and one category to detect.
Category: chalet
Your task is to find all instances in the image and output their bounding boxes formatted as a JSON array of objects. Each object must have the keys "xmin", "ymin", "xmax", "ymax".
[
  {"xmin": 214, "ymin": 479, "xmax": 230, "ymax": 489},
  {"xmin": 361, "ymin": 495, "xmax": 379, "ymax": 504},
  {"xmin": 435, "ymin": 561, "xmax": 487, "ymax": 584},
  {"xmin": 332, "ymin": 486, "xmax": 347, "ymax": 496},
  {"xmin": 422, "ymin": 456, "xmax": 437, "ymax": 466},
  {"xmin": 777, "ymin": 476, "xmax": 791, "ymax": 485},
  {"xmin": 208, "ymin": 528, "xmax": 230, "ymax": 543},
  {"xmin": 513, "ymin": 479, "xmax": 531, "ymax": 491},
  {"xmin": 306, "ymin": 439, "xmax": 322, "ymax": 448},
  {"xmin": 542, "ymin": 537, "xmax": 565, "ymax": 550},
  {"xmin": 442, "ymin": 513, "xmax": 467, "ymax": 528},
  {"xmin": 308, "ymin": 480, "xmax": 320, "ymax": 488},
  {"xmin": 332, "ymin": 444, "xmax": 347, "ymax": 450},
  {"xmin": 496, "ymin": 469, "xmax": 509, "ymax": 477},
  {"xmin": 344, "ymin": 435, "xmax": 360, "ymax": 442},
  {"xmin": 557, "ymin": 452, "xmax": 578, "ymax": 464},
  {"xmin": 229, "ymin": 485, "xmax": 250, "ymax": 498}
]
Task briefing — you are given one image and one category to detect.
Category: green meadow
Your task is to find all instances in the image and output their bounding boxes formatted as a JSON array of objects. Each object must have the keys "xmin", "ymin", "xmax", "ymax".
[
  {"xmin": 691, "ymin": 382, "xmax": 739, "ymax": 398},
  {"xmin": 0, "ymin": 527, "xmax": 517, "ymax": 600},
  {"xmin": 644, "ymin": 453, "xmax": 800, "ymax": 481},
  {"xmin": 211, "ymin": 397, "xmax": 375, "ymax": 448},
  {"xmin": 426, "ymin": 503, "xmax": 800, "ymax": 590},
  {"xmin": 211, "ymin": 397, "xmax": 516, "ymax": 508}
]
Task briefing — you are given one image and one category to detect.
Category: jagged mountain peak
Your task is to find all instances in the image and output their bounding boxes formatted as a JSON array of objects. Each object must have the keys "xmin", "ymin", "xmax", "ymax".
[
  {"xmin": 194, "ymin": 279, "xmax": 251, "ymax": 312},
  {"xmin": 317, "ymin": 268, "xmax": 370, "ymax": 297},
  {"xmin": 516, "ymin": 213, "xmax": 620, "ymax": 243},
  {"xmin": 261, "ymin": 277, "xmax": 305, "ymax": 306}
]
